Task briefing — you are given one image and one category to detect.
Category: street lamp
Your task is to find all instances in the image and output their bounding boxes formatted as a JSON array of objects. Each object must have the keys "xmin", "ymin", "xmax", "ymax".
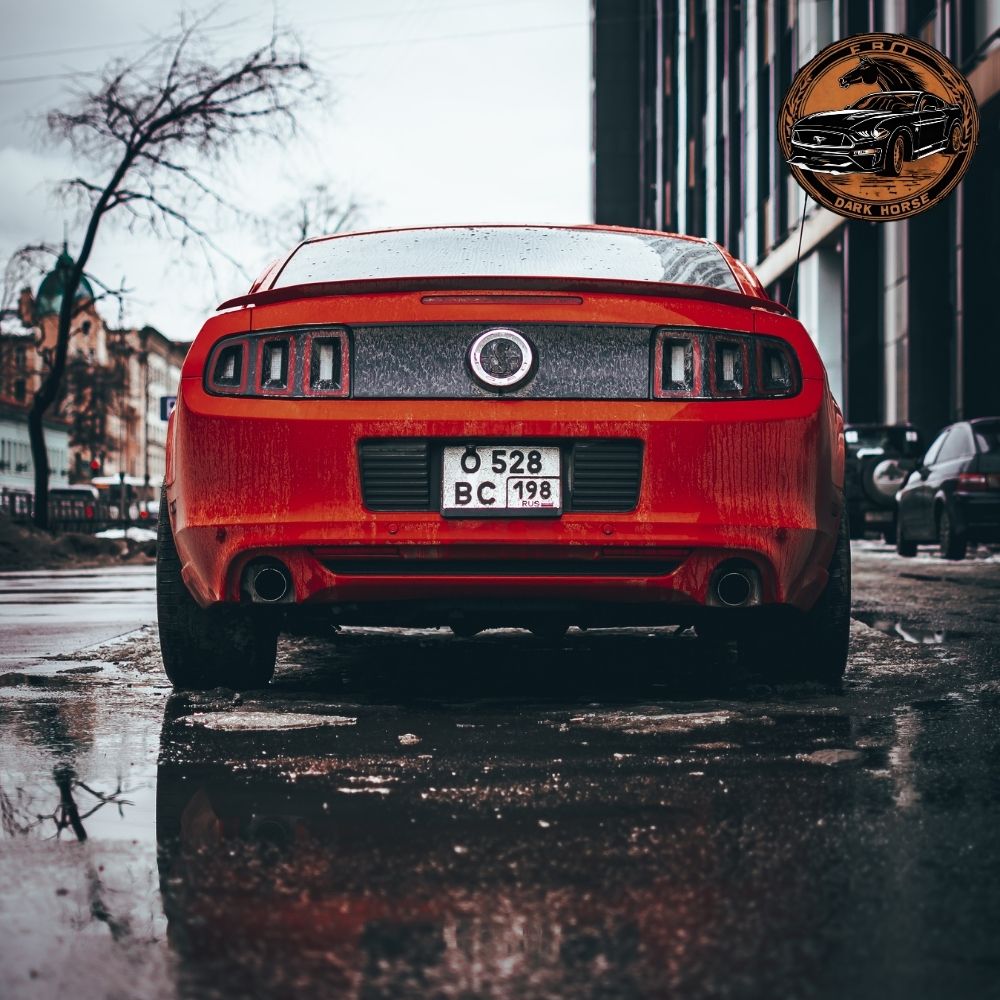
[{"xmin": 108, "ymin": 329, "xmax": 133, "ymax": 522}]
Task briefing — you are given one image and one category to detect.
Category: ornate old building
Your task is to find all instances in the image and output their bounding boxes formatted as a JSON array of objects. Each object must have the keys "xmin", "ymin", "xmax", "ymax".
[{"xmin": 0, "ymin": 247, "xmax": 187, "ymax": 503}]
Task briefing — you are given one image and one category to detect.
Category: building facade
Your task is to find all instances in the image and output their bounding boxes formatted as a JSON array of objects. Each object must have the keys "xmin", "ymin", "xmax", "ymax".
[
  {"xmin": 0, "ymin": 248, "xmax": 187, "ymax": 501},
  {"xmin": 592, "ymin": 0, "xmax": 1000, "ymax": 437}
]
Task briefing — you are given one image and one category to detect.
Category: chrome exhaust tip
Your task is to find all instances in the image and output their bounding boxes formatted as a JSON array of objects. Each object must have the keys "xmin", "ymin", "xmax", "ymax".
[
  {"xmin": 711, "ymin": 566, "xmax": 762, "ymax": 608},
  {"xmin": 716, "ymin": 571, "xmax": 752, "ymax": 607},
  {"xmin": 247, "ymin": 563, "xmax": 291, "ymax": 603}
]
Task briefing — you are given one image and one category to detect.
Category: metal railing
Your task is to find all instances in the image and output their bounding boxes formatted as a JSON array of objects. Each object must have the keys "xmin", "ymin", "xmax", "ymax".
[{"xmin": 1, "ymin": 491, "xmax": 157, "ymax": 533}]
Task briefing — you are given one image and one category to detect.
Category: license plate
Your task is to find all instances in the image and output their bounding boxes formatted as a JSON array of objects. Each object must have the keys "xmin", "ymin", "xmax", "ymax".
[
  {"xmin": 442, "ymin": 445, "xmax": 561, "ymax": 516},
  {"xmin": 864, "ymin": 510, "xmax": 893, "ymax": 522}
]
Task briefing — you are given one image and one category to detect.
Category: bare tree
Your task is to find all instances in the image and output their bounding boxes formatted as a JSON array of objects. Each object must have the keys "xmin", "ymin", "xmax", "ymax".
[
  {"xmin": 27, "ymin": 15, "xmax": 316, "ymax": 528},
  {"xmin": 277, "ymin": 183, "xmax": 362, "ymax": 243}
]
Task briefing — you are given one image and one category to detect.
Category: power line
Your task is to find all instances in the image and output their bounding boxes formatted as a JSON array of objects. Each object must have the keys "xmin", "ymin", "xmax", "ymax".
[
  {"xmin": 0, "ymin": 16, "xmax": 588, "ymax": 87},
  {"xmin": 0, "ymin": 0, "xmax": 571, "ymax": 63},
  {"xmin": 0, "ymin": 71, "xmax": 82, "ymax": 87}
]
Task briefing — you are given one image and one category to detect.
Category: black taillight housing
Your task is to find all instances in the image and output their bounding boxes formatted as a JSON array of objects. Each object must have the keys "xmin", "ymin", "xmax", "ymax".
[
  {"xmin": 207, "ymin": 342, "xmax": 246, "ymax": 394},
  {"xmin": 653, "ymin": 329, "xmax": 800, "ymax": 400},
  {"xmin": 205, "ymin": 328, "xmax": 350, "ymax": 397}
]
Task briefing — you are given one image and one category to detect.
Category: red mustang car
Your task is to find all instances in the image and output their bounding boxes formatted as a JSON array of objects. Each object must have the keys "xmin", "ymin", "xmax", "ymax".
[{"xmin": 158, "ymin": 225, "xmax": 849, "ymax": 689}]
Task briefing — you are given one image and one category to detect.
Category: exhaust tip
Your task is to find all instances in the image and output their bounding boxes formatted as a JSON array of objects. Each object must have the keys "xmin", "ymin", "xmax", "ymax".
[
  {"xmin": 249, "ymin": 564, "xmax": 290, "ymax": 603},
  {"xmin": 715, "ymin": 570, "xmax": 753, "ymax": 608}
]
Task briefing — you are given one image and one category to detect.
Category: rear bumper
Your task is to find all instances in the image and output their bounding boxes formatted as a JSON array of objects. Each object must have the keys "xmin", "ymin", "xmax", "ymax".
[
  {"xmin": 955, "ymin": 494, "xmax": 1000, "ymax": 538},
  {"xmin": 167, "ymin": 382, "xmax": 840, "ymax": 618}
]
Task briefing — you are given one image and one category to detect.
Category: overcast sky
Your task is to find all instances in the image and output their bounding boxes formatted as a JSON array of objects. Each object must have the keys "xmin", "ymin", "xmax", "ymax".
[{"xmin": 0, "ymin": 0, "xmax": 590, "ymax": 341}]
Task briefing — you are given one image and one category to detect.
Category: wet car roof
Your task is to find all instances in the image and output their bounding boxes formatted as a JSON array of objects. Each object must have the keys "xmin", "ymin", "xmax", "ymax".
[{"xmin": 270, "ymin": 225, "xmax": 741, "ymax": 293}]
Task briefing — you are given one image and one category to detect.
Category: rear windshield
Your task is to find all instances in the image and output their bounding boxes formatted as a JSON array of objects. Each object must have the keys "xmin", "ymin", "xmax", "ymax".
[
  {"xmin": 272, "ymin": 227, "xmax": 740, "ymax": 292},
  {"xmin": 973, "ymin": 422, "xmax": 1000, "ymax": 453},
  {"xmin": 844, "ymin": 426, "xmax": 923, "ymax": 457}
]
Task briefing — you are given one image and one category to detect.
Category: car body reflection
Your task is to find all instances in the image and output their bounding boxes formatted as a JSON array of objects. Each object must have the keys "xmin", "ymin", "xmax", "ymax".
[{"xmin": 156, "ymin": 693, "xmax": 863, "ymax": 998}]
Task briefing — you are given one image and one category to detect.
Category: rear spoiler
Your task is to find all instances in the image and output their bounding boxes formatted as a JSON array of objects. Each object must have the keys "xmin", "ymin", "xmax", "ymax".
[{"xmin": 218, "ymin": 275, "xmax": 791, "ymax": 316}]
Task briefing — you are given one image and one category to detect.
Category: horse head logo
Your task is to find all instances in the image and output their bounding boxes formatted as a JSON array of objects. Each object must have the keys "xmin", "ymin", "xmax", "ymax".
[{"xmin": 838, "ymin": 56, "xmax": 925, "ymax": 91}]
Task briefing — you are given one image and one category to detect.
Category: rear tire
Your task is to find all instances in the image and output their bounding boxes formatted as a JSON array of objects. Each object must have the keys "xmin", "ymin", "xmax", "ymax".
[
  {"xmin": 157, "ymin": 487, "xmax": 278, "ymax": 690},
  {"xmin": 938, "ymin": 506, "xmax": 967, "ymax": 561},
  {"xmin": 946, "ymin": 121, "xmax": 963, "ymax": 154},
  {"xmin": 738, "ymin": 513, "xmax": 850, "ymax": 684},
  {"xmin": 527, "ymin": 621, "xmax": 570, "ymax": 641},
  {"xmin": 847, "ymin": 503, "xmax": 865, "ymax": 540},
  {"xmin": 895, "ymin": 517, "xmax": 918, "ymax": 557}
]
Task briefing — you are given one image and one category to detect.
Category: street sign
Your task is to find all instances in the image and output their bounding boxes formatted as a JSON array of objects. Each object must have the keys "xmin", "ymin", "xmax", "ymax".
[{"xmin": 160, "ymin": 396, "xmax": 177, "ymax": 421}]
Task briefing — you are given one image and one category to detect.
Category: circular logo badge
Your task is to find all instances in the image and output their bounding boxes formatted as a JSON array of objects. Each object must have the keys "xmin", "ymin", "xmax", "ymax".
[
  {"xmin": 468, "ymin": 328, "xmax": 534, "ymax": 391},
  {"xmin": 779, "ymin": 33, "xmax": 979, "ymax": 221}
]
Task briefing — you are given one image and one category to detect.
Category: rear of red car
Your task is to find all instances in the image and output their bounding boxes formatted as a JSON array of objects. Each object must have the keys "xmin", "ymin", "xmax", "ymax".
[{"xmin": 159, "ymin": 226, "xmax": 848, "ymax": 689}]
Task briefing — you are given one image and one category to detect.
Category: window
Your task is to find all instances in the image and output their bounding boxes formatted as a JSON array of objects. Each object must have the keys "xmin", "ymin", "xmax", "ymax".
[
  {"xmin": 973, "ymin": 422, "xmax": 1000, "ymax": 454},
  {"xmin": 935, "ymin": 425, "xmax": 974, "ymax": 464},
  {"xmin": 274, "ymin": 227, "xmax": 741, "ymax": 293},
  {"xmin": 920, "ymin": 95, "xmax": 943, "ymax": 112},
  {"xmin": 922, "ymin": 430, "xmax": 949, "ymax": 467}
]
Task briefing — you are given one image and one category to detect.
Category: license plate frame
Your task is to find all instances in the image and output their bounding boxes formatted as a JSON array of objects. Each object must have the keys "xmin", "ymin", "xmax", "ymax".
[
  {"xmin": 441, "ymin": 444, "xmax": 562, "ymax": 517},
  {"xmin": 864, "ymin": 510, "xmax": 893, "ymax": 523}
]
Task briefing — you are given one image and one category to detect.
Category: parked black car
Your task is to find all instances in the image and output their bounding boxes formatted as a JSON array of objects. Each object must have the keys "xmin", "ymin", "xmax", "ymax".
[
  {"xmin": 896, "ymin": 418, "xmax": 1000, "ymax": 560},
  {"xmin": 789, "ymin": 91, "xmax": 964, "ymax": 176},
  {"xmin": 844, "ymin": 423, "xmax": 923, "ymax": 542}
]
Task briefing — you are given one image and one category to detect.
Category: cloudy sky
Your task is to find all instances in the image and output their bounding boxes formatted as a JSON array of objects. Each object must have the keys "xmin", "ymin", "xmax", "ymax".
[{"xmin": 0, "ymin": 0, "xmax": 590, "ymax": 341}]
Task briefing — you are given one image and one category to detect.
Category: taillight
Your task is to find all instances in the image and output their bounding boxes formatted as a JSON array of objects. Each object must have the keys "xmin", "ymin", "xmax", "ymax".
[
  {"xmin": 656, "ymin": 335, "xmax": 703, "ymax": 397},
  {"xmin": 303, "ymin": 330, "xmax": 350, "ymax": 397},
  {"xmin": 653, "ymin": 329, "xmax": 800, "ymax": 399},
  {"xmin": 208, "ymin": 340, "xmax": 247, "ymax": 394},
  {"xmin": 957, "ymin": 473, "xmax": 989, "ymax": 491},
  {"xmin": 205, "ymin": 328, "xmax": 349, "ymax": 398}
]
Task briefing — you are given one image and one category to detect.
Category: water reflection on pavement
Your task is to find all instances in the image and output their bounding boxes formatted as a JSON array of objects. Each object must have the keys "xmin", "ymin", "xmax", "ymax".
[
  {"xmin": 154, "ymin": 623, "xmax": 1000, "ymax": 1000},
  {"xmin": 2, "ymin": 547, "xmax": 1000, "ymax": 999}
]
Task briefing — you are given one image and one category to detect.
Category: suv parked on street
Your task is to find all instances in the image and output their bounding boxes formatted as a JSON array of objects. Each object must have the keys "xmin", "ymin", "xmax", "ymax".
[{"xmin": 844, "ymin": 423, "xmax": 923, "ymax": 542}]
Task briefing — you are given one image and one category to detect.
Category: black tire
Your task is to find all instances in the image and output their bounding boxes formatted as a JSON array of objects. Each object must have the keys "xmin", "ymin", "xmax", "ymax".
[
  {"xmin": 882, "ymin": 520, "xmax": 897, "ymax": 545},
  {"xmin": 938, "ymin": 506, "xmax": 967, "ymax": 561},
  {"xmin": 157, "ymin": 486, "xmax": 278, "ymax": 690},
  {"xmin": 946, "ymin": 121, "xmax": 963, "ymax": 155},
  {"xmin": 528, "ymin": 621, "xmax": 570, "ymax": 641},
  {"xmin": 881, "ymin": 132, "xmax": 906, "ymax": 177},
  {"xmin": 847, "ymin": 503, "xmax": 866, "ymax": 540},
  {"xmin": 895, "ymin": 522, "xmax": 917, "ymax": 557},
  {"xmin": 450, "ymin": 622, "xmax": 482, "ymax": 638},
  {"xmin": 738, "ymin": 513, "xmax": 851, "ymax": 684}
]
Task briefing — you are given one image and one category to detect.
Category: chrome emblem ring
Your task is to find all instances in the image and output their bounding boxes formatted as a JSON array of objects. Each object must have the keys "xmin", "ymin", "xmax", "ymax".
[{"xmin": 468, "ymin": 328, "xmax": 534, "ymax": 390}]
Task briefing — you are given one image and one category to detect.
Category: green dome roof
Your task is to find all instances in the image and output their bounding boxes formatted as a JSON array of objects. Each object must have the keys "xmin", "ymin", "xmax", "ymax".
[{"xmin": 34, "ymin": 246, "xmax": 95, "ymax": 320}]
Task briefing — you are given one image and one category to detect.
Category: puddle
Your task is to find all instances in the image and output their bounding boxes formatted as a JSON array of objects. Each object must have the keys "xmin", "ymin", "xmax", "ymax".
[
  {"xmin": 798, "ymin": 748, "xmax": 863, "ymax": 766},
  {"xmin": 852, "ymin": 613, "xmax": 970, "ymax": 644},
  {"xmin": 183, "ymin": 711, "xmax": 357, "ymax": 732},
  {"xmin": 0, "ymin": 672, "xmax": 74, "ymax": 688},
  {"xmin": 568, "ymin": 710, "xmax": 739, "ymax": 735}
]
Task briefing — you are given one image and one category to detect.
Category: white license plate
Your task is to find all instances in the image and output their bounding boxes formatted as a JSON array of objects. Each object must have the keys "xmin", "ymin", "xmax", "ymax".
[{"xmin": 442, "ymin": 445, "xmax": 561, "ymax": 515}]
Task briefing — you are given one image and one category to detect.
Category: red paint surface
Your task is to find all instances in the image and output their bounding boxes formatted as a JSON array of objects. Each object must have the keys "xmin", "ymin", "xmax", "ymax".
[{"xmin": 167, "ymin": 246, "xmax": 843, "ymax": 617}]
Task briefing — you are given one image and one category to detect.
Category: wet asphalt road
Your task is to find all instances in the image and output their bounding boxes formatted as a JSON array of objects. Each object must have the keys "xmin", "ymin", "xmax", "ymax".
[{"xmin": 1, "ymin": 543, "xmax": 999, "ymax": 999}]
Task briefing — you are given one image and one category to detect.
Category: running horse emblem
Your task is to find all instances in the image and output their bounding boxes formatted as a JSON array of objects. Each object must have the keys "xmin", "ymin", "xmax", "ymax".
[{"xmin": 838, "ymin": 56, "xmax": 926, "ymax": 91}]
